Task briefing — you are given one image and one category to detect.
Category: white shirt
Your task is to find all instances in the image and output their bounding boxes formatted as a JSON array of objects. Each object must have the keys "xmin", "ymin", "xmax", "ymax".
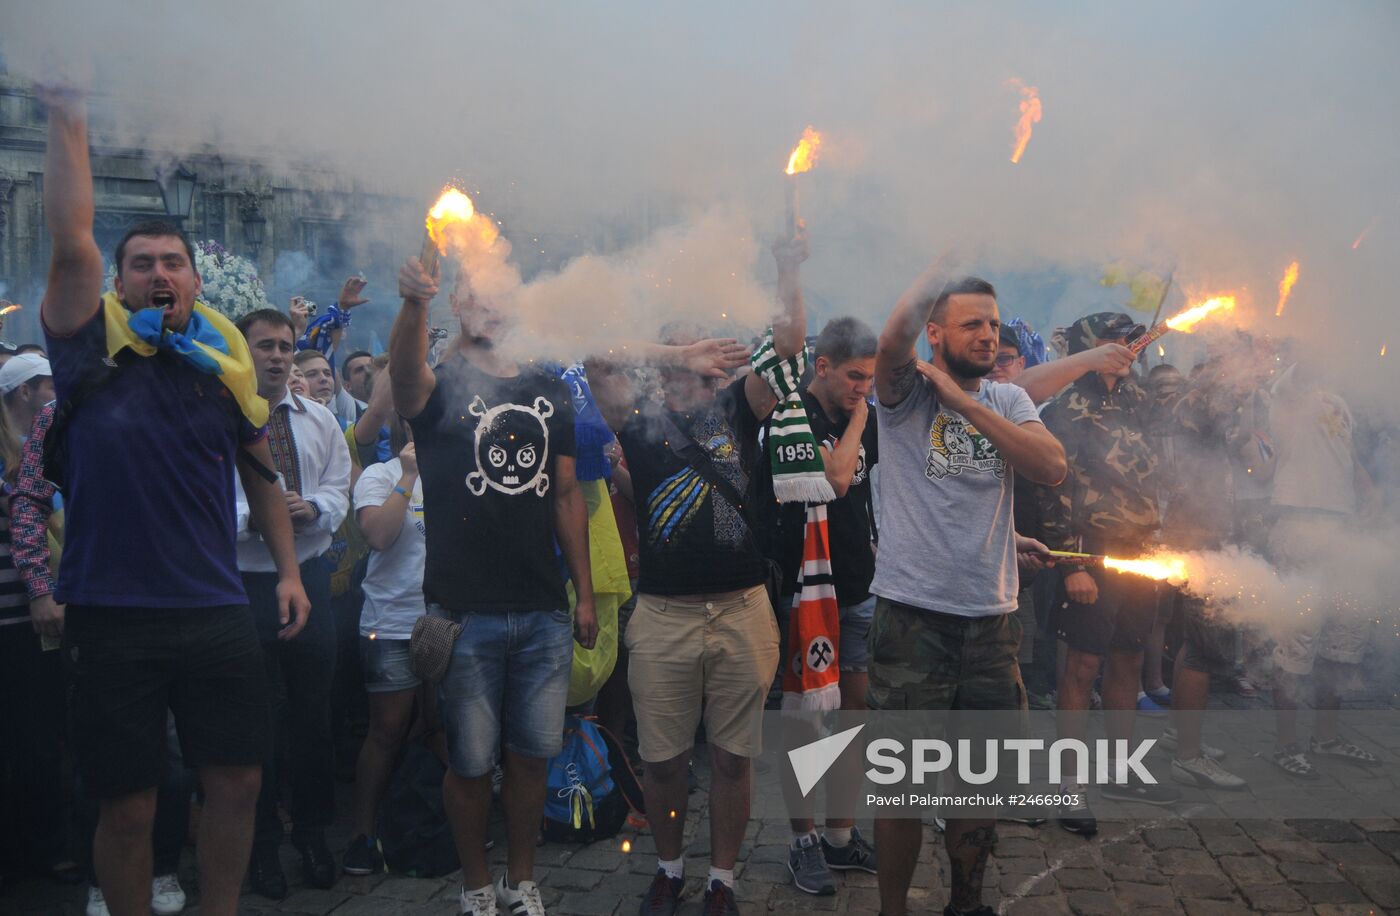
[
  {"xmin": 353, "ymin": 458, "xmax": 426, "ymax": 638},
  {"xmin": 235, "ymin": 390, "xmax": 352, "ymax": 572}
]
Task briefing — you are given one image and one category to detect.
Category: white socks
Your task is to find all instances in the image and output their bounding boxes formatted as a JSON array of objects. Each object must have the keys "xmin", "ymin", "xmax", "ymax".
[
  {"xmin": 708, "ymin": 866, "xmax": 735, "ymax": 889},
  {"xmin": 823, "ymin": 826, "xmax": 853, "ymax": 848},
  {"xmin": 658, "ymin": 856, "xmax": 684, "ymax": 880}
]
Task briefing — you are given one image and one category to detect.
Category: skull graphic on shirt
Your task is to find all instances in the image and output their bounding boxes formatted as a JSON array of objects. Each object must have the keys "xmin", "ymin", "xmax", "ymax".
[{"xmin": 465, "ymin": 395, "xmax": 554, "ymax": 497}]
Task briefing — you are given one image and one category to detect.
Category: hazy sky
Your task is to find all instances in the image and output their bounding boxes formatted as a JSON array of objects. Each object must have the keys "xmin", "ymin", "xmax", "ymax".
[{"xmin": 4, "ymin": 1, "xmax": 1399, "ymax": 401}]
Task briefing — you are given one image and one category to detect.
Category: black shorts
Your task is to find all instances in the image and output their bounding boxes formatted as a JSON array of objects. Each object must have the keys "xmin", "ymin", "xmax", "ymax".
[
  {"xmin": 65, "ymin": 604, "xmax": 270, "ymax": 799},
  {"xmin": 1054, "ymin": 556, "xmax": 1159, "ymax": 657}
]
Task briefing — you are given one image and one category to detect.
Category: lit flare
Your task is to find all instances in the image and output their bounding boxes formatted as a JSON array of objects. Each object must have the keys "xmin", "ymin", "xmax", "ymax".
[
  {"xmin": 0, "ymin": 303, "xmax": 21, "ymax": 317},
  {"xmin": 785, "ymin": 126, "xmax": 823, "ymax": 175},
  {"xmin": 1352, "ymin": 215, "xmax": 1380, "ymax": 250},
  {"xmin": 1275, "ymin": 261, "xmax": 1299, "ymax": 317},
  {"xmin": 1103, "ymin": 555, "xmax": 1188, "ymax": 582},
  {"xmin": 1128, "ymin": 295, "xmax": 1236, "ymax": 356},
  {"xmin": 420, "ymin": 186, "xmax": 498, "ymax": 275},
  {"xmin": 1007, "ymin": 79, "xmax": 1042, "ymax": 164},
  {"xmin": 1165, "ymin": 295, "xmax": 1236, "ymax": 332}
]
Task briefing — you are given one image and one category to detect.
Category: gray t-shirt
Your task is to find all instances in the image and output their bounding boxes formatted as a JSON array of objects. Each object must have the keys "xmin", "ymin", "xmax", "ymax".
[{"xmin": 870, "ymin": 375, "xmax": 1041, "ymax": 617}]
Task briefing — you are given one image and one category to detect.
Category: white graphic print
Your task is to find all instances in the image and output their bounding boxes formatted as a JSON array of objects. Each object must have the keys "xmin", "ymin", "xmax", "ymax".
[
  {"xmin": 926, "ymin": 411, "xmax": 1005, "ymax": 480},
  {"xmin": 464, "ymin": 395, "xmax": 554, "ymax": 497}
]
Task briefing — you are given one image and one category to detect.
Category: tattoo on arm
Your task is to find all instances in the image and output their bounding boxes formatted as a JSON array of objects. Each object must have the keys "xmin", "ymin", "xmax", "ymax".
[{"xmin": 885, "ymin": 358, "xmax": 918, "ymax": 404}]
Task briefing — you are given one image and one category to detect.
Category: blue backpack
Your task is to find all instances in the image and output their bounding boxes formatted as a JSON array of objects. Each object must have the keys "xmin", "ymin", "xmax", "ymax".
[{"xmin": 542, "ymin": 716, "xmax": 643, "ymax": 843}]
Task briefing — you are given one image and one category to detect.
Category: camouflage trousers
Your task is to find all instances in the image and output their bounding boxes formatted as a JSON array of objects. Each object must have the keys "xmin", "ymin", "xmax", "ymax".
[{"xmin": 867, "ymin": 597, "xmax": 1027, "ymax": 713}]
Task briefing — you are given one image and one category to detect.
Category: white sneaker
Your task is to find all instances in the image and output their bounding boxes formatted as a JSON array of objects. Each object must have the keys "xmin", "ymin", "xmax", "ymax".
[
  {"xmin": 85, "ymin": 885, "xmax": 110, "ymax": 916},
  {"xmin": 1160, "ymin": 726, "xmax": 1225, "ymax": 760},
  {"xmin": 1171, "ymin": 754, "xmax": 1247, "ymax": 790},
  {"xmin": 151, "ymin": 873, "xmax": 187, "ymax": 915},
  {"xmin": 496, "ymin": 875, "xmax": 547, "ymax": 916},
  {"xmin": 460, "ymin": 883, "xmax": 499, "ymax": 916}
]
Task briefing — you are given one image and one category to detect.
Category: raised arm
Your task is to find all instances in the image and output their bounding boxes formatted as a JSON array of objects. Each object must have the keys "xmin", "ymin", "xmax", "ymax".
[
  {"xmin": 1015, "ymin": 344, "xmax": 1134, "ymax": 405},
  {"xmin": 38, "ymin": 88, "xmax": 104, "ymax": 337},
  {"xmin": 744, "ymin": 232, "xmax": 809, "ymax": 419},
  {"xmin": 876, "ymin": 257, "xmax": 954, "ymax": 408},
  {"xmin": 585, "ymin": 338, "xmax": 751, "ymax": 432},
  {"xmin": 388, "ymin": 258, "xmax": 439, "ymax": 419}
]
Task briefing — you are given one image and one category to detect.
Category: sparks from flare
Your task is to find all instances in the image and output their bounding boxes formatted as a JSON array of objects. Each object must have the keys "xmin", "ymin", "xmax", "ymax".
[
  {"xmin": 1006, "ymin": 78, "xmax": 1042, "ymax": 164},
  {"xmin": 785, "ymin": 126, "xmax": 823, "ymax": 175},
  {"xmin": 1275, "ymin": 261, "xmax": 1299, "ymax": 317}
]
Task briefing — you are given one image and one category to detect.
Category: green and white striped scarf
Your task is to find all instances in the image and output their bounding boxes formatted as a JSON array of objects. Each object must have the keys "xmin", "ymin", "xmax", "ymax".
[{"xmin": 751, "ymin": 331, "xmax": 836, "ymax": 504}]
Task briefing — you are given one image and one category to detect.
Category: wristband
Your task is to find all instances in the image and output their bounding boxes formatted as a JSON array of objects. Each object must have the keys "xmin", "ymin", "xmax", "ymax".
[{"xmin": 393, "ymin": 485, "xmax": 411, "ymax": 498}]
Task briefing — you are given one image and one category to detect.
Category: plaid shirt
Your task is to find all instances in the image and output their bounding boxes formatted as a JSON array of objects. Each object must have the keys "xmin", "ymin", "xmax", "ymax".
[{"xmin": 12, "ymin": 403, "xmax": 57, "ymax": 600}]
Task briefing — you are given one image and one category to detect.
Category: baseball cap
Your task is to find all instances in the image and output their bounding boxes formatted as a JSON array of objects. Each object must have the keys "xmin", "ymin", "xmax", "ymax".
[{"xmin": 0, "ymin": 352, "xmax": 52, "ymax": 395}]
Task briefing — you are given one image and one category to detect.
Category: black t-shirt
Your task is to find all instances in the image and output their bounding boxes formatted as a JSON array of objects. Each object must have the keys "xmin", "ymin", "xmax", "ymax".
[
  {"xmin": 408, "ymin": 358, "xmax": 576, "ymax": 613},
  {"xmin": 757, "ymin": 390, "xmax": 879, "ymax": 606},
  {"xmin": 617, "ymin": 377, "xmax": 766, "ymax": 596}
]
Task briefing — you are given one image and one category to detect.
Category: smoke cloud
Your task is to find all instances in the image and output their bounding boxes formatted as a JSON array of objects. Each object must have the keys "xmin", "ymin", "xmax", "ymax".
[{"xmin": 3, "ymin": 2, "xmax": 1396, "ymax": 394}]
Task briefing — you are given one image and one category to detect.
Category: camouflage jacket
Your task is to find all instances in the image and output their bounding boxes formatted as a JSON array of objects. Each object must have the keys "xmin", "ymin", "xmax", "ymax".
[{"xmin": 1036, "ymin": 373, "xmax": 1160, "ymax": 550}]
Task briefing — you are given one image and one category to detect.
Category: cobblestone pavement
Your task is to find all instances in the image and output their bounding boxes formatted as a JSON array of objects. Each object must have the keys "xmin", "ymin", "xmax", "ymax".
[
  {"xmin": 7, "ymin": 764, "xmax": 1400, "ymax": 915},
  {"xmin": 8, "ymin": 689, "xmax": 1400, "ymax": 915}
]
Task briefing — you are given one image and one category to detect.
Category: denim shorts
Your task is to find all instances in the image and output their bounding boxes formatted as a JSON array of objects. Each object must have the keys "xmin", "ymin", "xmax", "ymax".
[
  {"xmin": 432, "ymin": 605, "xmax": 574, "ymax": 777},
  {"xmin": 776, "ymin": 593, "xmax": 875, "ymax": 673},
  {"xmin": 359, "ymin": 636, "xmax": 420, "ymax": 694}
]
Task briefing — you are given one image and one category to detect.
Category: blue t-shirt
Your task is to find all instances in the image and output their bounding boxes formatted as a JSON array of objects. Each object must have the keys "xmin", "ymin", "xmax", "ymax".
[{"xmin": 46, "ymin": 309, "xmax": 266, "ymax": 608}]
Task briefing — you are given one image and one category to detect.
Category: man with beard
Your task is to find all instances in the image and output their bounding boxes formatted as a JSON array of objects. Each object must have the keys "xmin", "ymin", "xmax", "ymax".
[
  {"xmin": 870, "ymin": 269, "xmax": 1066, "ymax": 916},
  {"xmin": 756, "ymin": 316, "xmax": 880, "ymax": 895},
  {"xmin": 390, "ymin": 265, "xmax": 596, "ymax": 916},
  {"xmin": 37, "ymin": 86, "xmax": 309, "ymax": 916}
]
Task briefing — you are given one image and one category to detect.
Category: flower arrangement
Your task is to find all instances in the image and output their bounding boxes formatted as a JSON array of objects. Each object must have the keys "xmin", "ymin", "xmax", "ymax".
[{"xmin": 106, "ymin": 239, "xmax": 271, "ymax": 320}]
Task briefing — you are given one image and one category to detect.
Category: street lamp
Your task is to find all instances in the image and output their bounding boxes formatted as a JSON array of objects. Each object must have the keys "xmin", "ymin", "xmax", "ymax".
[
  {"xmin": 238, "ymin": 190, "xmax": 266, "ymax": 255},
  {"xmin": 242, "ymin": 212, "xmax": 266, "ymax": 248},
  {"xmin": 155, "ymin": 164, "xmax": 198, "ymax": 223}
]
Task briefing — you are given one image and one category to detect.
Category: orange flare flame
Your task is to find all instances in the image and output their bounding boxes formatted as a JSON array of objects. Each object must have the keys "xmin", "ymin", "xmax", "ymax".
[
  {"xmin": 1275, "ymin": 261, "xmax": 1299, "ymax": 317},
  {"xmin": 1352, "ymin": 215, "xmax": 1380, "ymax": 250},
  {"xmin": 1383, "ymin": 344, "xmax": 1389, "ymax": 357},
  {"xmin": 1103, "ymin": 555, "xmax": 1188, "ymax": 582},
  {"xmin": 1165, "ymin": 295, "xmax": 1236, "ymax": 333},
  {"xmin": 1007, "ymin": 79, "xmax": 1042, "ymax": 164},
  {"xmin": 0, "ymin": 303, "xmax": 21, "ymax": 317},
  {"xmin": 426, "ymin": 186, "xmax": 498, "ymax": 254},
  {"xmin": 785, "ymin": 126, "xmax": 823, "ymax": 175}
]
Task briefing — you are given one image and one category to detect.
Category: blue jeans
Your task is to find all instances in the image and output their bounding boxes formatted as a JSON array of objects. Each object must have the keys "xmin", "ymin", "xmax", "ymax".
[{"xmin": 433, "ymin": 606, "xmax": 574, "ymax": 777}]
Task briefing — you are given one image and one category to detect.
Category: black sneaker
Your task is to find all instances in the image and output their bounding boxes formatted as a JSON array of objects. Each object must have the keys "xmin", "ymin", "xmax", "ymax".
[
  {"xmin": 1057, "ymin": 797, "xmax": 1097, "ymax": 837},
  {"xmin": 1100, "ymin": 775, "xmax": 1180, "ymax": 806},
  {"xmin": 292, "ymin": 830, "xmax": 337, "ymax": 889},
  {"xmin": 943, "ymin": 906, "xmax": 995, "ymax": 916},
  {"xmin": 342, "ymin": 834, "xmax": 384, "ymax": 876},
  {"xmin": 639, "ymin": 870, "xmax": 683, "ymax": 916},
  {"xmin": 702, "ymin": 879, "xmax": 740, "ymax": 916},
  {"xmin": 247, "ymin": 843, "xmax": 287, "ymax": 900}
]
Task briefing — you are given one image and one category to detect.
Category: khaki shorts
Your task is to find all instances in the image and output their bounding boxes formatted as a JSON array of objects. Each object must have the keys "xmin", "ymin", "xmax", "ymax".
[{"xmin": 626, "ymin": 585, "xmax": 780, "ymax": 762}]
